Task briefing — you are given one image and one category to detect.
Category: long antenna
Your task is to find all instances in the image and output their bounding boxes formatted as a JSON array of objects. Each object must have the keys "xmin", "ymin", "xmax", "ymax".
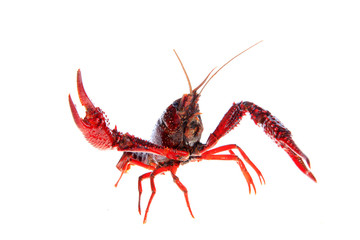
[
  {"xmin": 173, "ymin": 49, "xmax": 192, "ymax": 93},
  {"xmin": 192, "ymin": 67, "xmax": 217, "ymax": 93},
  {"xmin": 199, "ymin": 40, "xmax": 263, "ymax": 95}
]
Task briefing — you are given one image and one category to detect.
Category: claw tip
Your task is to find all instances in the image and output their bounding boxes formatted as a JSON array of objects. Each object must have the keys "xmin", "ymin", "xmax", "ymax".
[
  {"xmin": 77, "ymin": 69, "xmax": 82, "ymax": 80},
  {"xmin": 308, "ymin": 171, "xmax": 317, "ymax": 183}
]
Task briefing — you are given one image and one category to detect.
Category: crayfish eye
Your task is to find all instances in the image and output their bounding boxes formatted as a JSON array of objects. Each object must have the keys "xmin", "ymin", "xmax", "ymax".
[{"xmin": 172, "ymin": 98, "xmax": 181, "ymax": 110}]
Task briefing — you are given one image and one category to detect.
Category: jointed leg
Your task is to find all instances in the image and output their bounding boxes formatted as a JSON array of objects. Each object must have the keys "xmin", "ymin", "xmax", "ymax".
[
  {"xmin": 139, "ymin": 163, "xmax": 195, "ymax": 223},
  {"xmin": 230, "ymin": 150, "xmax": 257, "ymax": 194},
  {"xmin": 115, "ymin": 153, "xmax": 155, "ymax": 187},
  {"xmin": 199, "ymin": 146, "xmax": 260, "ymax": 194},
  {"xmin": 202, "ymin": 144, "xmax": 265, "ymax": 185},
  {"xmin": 143, "ymin": 166, "xmax": 172, "ymax": 224},
  {"xmin": 138, "ymin": 172, "xmax": 152, "ymax": 215},
  {"xmin": 170, "ymin": 165, "xmax": 195, "ymax": 218}
]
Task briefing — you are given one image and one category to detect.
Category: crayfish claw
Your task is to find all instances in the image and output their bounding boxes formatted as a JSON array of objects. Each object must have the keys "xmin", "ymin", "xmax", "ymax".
[
  {"xmin": 76, "ymin": 69, "xmax": 96, "ymax": 110},
  {"xmin": 69, "ymin": 69, "xmax": 115, "ymax": 150},
  {"xmin": 69, "ymin": 94, "xmax": 89, "ymax": 130},
  {"xmin": 283, "ymin": 146, "xmax": 317, "ymax": 183},
  {"xmin": 282, "ymin": 138, "xmax": 312, "ymax": 169}
]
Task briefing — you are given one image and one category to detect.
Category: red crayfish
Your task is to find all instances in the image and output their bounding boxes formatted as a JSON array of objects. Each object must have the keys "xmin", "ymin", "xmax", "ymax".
[{"xmin": 68, "ymin": 41, "xmax": 316, "ymax": 223}]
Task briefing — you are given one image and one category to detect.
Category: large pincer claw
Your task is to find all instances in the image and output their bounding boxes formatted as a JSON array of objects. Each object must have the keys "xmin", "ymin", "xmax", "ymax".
[
  {"xmin": 280, "ymin": 139, "xmax": 317, "ymax": 183},
  {"xmin": 68, "ymin": 69, "xmax": 115, "ymax": 150}
]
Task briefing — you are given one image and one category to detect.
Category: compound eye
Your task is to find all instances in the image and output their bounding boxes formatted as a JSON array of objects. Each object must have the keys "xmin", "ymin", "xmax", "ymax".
[
  {"xmin": 163, "ymin": 105, "xmax": 181, "ymax": 130},
  {"xmin": 172, "ymin": 99, "xmax": 180, "ymax": 109}
]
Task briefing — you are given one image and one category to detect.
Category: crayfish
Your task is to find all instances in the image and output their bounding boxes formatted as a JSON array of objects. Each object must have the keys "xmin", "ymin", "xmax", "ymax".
[{"xmin": 69, "ymin": 41, "xmax": 316, "ymax": 223}]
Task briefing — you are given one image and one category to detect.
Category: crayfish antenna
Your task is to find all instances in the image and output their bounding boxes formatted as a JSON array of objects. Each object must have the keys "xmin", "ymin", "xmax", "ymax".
[
  {"xmin": 192, "ymin": 67, "xmax": 217, "ymax": 94},
  {"xmin": 199, "ymin": 40, "xmax": 263, "ymax": 95},
  {"xmin": 173, "ymin": 49, "xmax": 193, "ymax": 93}
]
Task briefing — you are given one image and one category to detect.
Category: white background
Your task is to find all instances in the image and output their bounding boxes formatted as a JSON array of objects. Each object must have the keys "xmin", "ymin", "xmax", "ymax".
[{"xmin": 1, "ymin": 0, "xmax": 359, "ymax": 239}]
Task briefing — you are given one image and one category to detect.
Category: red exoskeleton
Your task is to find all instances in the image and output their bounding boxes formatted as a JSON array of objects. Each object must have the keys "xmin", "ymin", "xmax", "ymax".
[{"xmin": 68, "ymin": 41, "xmax": 316, "ymax": 223}]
